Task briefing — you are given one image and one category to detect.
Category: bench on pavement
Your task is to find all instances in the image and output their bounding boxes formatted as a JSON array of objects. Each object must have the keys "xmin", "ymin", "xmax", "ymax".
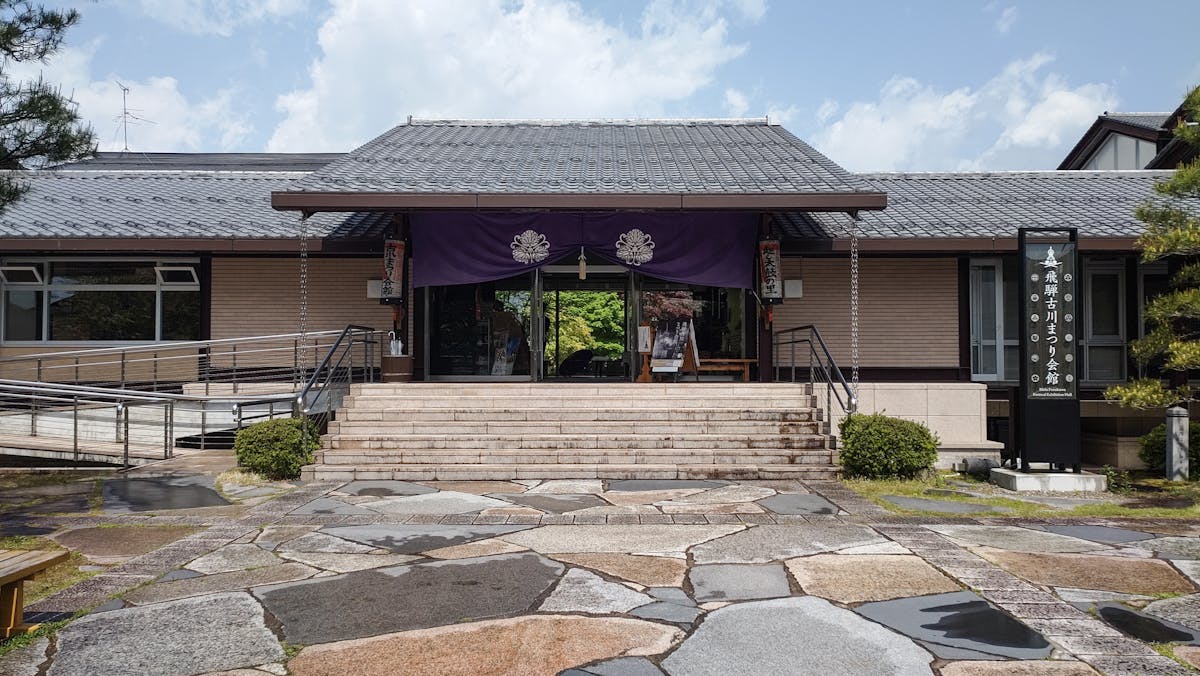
[
  {"xmin": 696, "ymin": 358, "xmax": 756, "ymax": 382},
  {"xmin": 0, "ymin": 549, "xmax": 69, "ymax": 638}
]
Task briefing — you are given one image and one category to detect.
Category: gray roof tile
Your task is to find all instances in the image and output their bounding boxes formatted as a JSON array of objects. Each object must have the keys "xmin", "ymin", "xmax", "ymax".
[
  {"xmin": 1101, "ymin": 112, "xmax": 1172, "ymax": 131},
  {"xmin": 774, "ymin": 170, "xmax": 1192, "ymax": 240},
  {"xmin": 294, "ymin": 119, "xmax": 875, "ymax": 195},
  {"xmin": 54, "ymin": 152, "xmax": 344, "ymax": 172},
  {"xmin": 0, "ymin": 170, "xmax": 386, "ymax": 239}
]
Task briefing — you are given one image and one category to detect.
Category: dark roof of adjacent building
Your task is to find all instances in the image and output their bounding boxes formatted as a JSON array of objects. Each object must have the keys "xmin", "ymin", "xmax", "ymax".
[
  {"xmin": 275, "ymin": 119, "xmax": 886, "ymax": 211},
  {"xmin": 53, "ymin": 152, "xmax": 344, "ymax": 172},
  {"xmin": 0, "ymin": 170, "xmax": 389, "ymax": 244},
  {"xmin": 1100, "ymin": 112, "xmax": 1173, "ymax": 131},
  {"xmin": 774, "ymin": 170, "xmax": 1184, "ymax": 242}
]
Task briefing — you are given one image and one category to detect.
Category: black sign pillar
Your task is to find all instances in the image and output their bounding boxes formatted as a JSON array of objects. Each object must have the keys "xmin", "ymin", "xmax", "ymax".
[{"xmin": 1017, "ymin": 228, "xmax": 1081, "ymax": 472}]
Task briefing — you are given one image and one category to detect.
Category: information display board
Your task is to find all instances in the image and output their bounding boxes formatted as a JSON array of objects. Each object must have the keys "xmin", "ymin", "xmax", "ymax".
[{"xmin": 1017, "ymin": 228, "xmax": 1081, "ymax": 470}]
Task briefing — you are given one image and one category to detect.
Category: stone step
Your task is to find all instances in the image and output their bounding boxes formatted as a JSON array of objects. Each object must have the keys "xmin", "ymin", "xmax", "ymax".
[
  {"xmin": 317, "ymin": 448, "xmax": 835, "ymax": 466},
  {"xmin": 349, "ymin": 383, "xmax": 814, "ymax": 397},
  {"xmin": 339, "ymin": 396, "xmax": 817, "ymax": 409},
  {"xmin": 303, "ymin": 462, "xmax": 840, "ymax": 482},
  {"xmin": 327, "ymin": 433, "xmax": 829, "ymax": 451},
  {"xmin": 336, "ymin": 408, "xmax": 822, "ymax": 423},
  {"xmin": 325, "ymin": 420, "xmax": 824, "ymax": 435}
]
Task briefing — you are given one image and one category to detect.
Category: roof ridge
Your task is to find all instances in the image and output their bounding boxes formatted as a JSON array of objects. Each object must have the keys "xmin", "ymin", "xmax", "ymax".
[
  {"xmin": 405, "ymin": 117, "xmax": 771, "ymax": 126},
  {"xmin": 860, "ymin": 169, "xmax": 1174, "ymax": 178}
]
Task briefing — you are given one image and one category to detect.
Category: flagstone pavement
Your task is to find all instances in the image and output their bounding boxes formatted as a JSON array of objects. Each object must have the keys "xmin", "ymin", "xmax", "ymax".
[{"xmin": 6, "ymin": 474, "xmax": 1200, "ymax": 675}]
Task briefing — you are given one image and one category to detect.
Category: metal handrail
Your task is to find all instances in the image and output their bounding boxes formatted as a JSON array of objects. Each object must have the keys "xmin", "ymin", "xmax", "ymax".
[
  {"xmin": 773, "ymin": 324, "xmax": 857, "ymax": 427},
  {"xmin": 0, "ymin": 329, "xmax": 349, "ymax": 363}
]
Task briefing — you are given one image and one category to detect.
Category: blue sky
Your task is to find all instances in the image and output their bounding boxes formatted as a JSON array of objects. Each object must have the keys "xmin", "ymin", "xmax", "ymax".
[{"xmin": 20, "ymin": 0, "xmax": 1200, "ymax": 171}]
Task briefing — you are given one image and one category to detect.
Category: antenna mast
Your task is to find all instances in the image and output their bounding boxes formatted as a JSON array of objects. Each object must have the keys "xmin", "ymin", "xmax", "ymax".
[{"xmin": 116, "ymin": 81, "xmax": 130, "ymax": 151}]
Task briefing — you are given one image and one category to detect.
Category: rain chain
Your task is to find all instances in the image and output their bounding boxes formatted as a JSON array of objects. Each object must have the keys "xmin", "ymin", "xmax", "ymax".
[{"xmin": 849, "ymin": 217, "xmax": 860, "ymax": 398}]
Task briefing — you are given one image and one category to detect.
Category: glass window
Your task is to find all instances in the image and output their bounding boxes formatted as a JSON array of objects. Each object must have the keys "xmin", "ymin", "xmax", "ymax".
[
  {"xmin": 0, "ymin": 258, "xmax": 200, "ymax": 343},
  {"xmin": 970, "ymin": 261, "xmax": 1001, "ymax": 379},
  {"xmin": 4, "ymin": 290, "xmax": 42, "ymax": 341},
  {"xmin": 1085, "ymin": 262, "xmax": 1126, "ymax": 382}
]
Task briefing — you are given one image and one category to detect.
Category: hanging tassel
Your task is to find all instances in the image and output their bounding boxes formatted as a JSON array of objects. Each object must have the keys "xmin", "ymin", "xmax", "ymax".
[{"xmin": 578, "ymin": 246, "xmax": 587, "ymax": 280}]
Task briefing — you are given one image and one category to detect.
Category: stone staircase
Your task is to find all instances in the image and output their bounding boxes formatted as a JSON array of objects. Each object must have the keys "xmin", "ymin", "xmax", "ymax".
[{"xmin": 304, "ymin": 382, "xmax": 839, "ymax": 481}]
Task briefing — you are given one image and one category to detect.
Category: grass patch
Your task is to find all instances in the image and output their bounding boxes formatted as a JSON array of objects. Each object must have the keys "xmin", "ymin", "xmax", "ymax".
[
  {"xmin": 282, "ymin": 642, "xmax": 303, "ymax": 659},
  {"xmin": 0, "ymin": 535, "xmax": 55, "ymax": 550},
  {"xmin": 0, "ymin": 618, "xmax": 70, "ymax": 659},
  {"xmin": 26, "ymin": 550, "xmax": 97, "ymax": 602},
  {"xmin": 0, "ymin": 472, "xmax": 104, "ymax": 491},
  {"xmin": 845, "ymin": 472, "xmax": 1200, "ymax": 519}
]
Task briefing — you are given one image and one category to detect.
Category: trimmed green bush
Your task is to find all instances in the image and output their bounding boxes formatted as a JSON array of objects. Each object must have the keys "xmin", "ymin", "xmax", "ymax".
[
  {"xmin": 838, "ymin": 412, "xmax": 939, "ymax": 479},
  {"xmin": 233, "ymin": 417, "xmax": 320, "ymax": 480},
  {"xmin": 1138, "ymin": 421, "xmax": 1200, "ymax": 481}
]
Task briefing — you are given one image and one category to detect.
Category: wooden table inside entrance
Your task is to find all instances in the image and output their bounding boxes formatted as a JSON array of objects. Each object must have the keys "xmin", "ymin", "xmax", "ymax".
[{"xmin": 696, "ymin": 358, "xmax": 756, "ymax": 382}]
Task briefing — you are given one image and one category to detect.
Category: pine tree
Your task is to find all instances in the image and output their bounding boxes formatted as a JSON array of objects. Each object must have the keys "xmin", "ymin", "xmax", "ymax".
[
  {"xmin": 0, "ymin": 1, "xmax": 95, "ymax": 208},
  {"xmin": 1106, "ymin": 85, "xmax": 1200, "ymax": 408}
]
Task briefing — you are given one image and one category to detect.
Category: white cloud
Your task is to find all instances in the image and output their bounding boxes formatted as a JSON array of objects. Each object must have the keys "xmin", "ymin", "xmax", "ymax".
[
  {"xmin": 122, "ymin": 0, "xmax": 308, "ymax": 37},
  {"xmin": 810, "ymin": 52, "xmax": 1117, "ymax": 171},
  {"xmin": 995, "ymin": 6, "xmax": 1018, "ymax": 34},
  {"xmin": 266, "ymin": 0, "xmax": 749, "ymax": 152},
  {"xmin": 5, "ymin": 41, "xmax": 253, "ymax": 152},
  {"xmin": 815, "ymin": 98, "xmax": 838, "ymax": 124},
  {"xmin": 724, "ymin": 88, "xmax": 750, "ymax": 117},
  {"xmin": 765, "ymin": 104, "xmax": 798, "ymax": 125}
]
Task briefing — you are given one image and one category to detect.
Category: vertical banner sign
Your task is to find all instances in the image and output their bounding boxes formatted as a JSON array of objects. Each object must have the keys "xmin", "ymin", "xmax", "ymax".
[
  {"xmin": 380, "ymin": 239, "xmax": 406, "ymax": 305},
  {"xmin": 758, "ymin": 240, "xmax": 784, "ymax": 305},
  {"xmin": 1018, "ymin": 228, "xmax": 1081, "ymax": 470}
]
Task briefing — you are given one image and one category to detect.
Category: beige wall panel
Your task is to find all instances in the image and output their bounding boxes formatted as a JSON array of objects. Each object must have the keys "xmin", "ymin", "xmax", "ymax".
[{"xmin": 773, "ymin": 257, "xmax": 958, "ymax": 368}]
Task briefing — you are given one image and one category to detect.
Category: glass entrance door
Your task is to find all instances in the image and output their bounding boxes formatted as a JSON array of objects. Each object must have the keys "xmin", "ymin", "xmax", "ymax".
[
  {"xmin": 426, "ymin": 272, "xmax": 534, "ymax": 380},
  {"xmin": 541, "ymin": 266, "xmax": 629, "ymax": 379}
]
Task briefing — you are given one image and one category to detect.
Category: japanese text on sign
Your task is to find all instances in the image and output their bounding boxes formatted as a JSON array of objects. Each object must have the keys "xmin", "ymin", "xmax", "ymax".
[{"xmin": 1024, "ymin": 243, "xmax": 1077, "ymax": 400}]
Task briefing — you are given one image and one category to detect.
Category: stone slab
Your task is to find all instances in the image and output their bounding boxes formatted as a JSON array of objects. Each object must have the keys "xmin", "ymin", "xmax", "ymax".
[
  {"xmin": 836, "ymin": 542, "xmax": 912, "ymax": 555},
  {"xmin": 125, "ymin": 562, "xmax": 318, "ymax": 605},
  {"xmin": 855, "ymin": 590, "xmax": 1052, "ymax": 660},
  {"xmin": 1132, "ymin": 537, "xmax": 1200, "ymax": 560},
  {"xmin": 277, "ymin": 551, "xmax": 420, "ymax": 573},
  {"xmin": 599, "ymin": 489, "xmax": 707, "ymax": 506},
  {"xmin": 321, "ymin": 524, "xmax": 532, "ymax": 554},
  {"xmin": 422, "ymin": 538, "xmax": 528, "ymax": 560},
  {"xmin": 335, "ymin": 480, "xmax": 436, "ymax": 497},
  {"xmin": 539, "ymin": 568, "xmax": 653, "ymax": 613},
  {"xmin": 989, "ymin": 468, "xmax": 1107, "ymax": 492},
  {"xmin": 1054, "ymin": 588, "xmax": 1154, "ymax": 604},
  {"xmin": 661, "ymin": 596, "xmax": 933, "ymax": 676},
  {"xmin": 974, "ymin": 548, "xmax": 1195, "ymax": 595},
  {"xmin": 493, "ymin": 493, "xmax": 607, "ymax": 513},
  {"xmin": 254, "ymin": 552, "xmax": 564, "ymax": 645},
  {"xmin": 691, "ymin": 525, "xmax": 887, "ymax": 564},
  {"xmin": 286, "ymin": 615, "xmax": 680, "ymax": 676},
  {"xmin": 52, "ymin": 526, "xmax": 197, "ymax": 562},
  {"xmin": 289, "ymin": 498, "xmax": 378, "ymax": 516},
  {"xmin": 606, "ymin": 479, "xmax": 727, "ymax": 492},
  {"xmin": 787, "ymin": 554, "xmax": 961, "ymax": 603},
  {"xmin": 880, "ymin": 495, "xmax": 1009, "ymax": 514},
  {"xmin": 417, "ymin": 480, "xmax": 528, "ymax": 495},
  {"xmin": 277, "ymin": 532, "xmax": 377, "ymax": 554},
  {"xmin": 1096, "ymin": 602, "xmax": 1200, "ymax": 643},
  {"xmin": 498, "ymin": 525, "xmax": 743, "ymax": 555},
  {"xmin": 100, "ymin": 476, "xmax": 229, "ymax": 513},
  {"xmin": 628, "ymin": 601, "xmax": 702, "ymax": 624},
  {"xmin": 582, "ymin": 656, "xmax": 665, "ymax": 675},
  {"xmin": 655, "ymin": 485, "xmax": 775, "ymax": 505},
  {"xmin": 926, "ymin": 525, "xmax": 1108, "ymax": 553},
  {"xmin": 938, "ymin": 661, "xmax": 1098, "ymax": 675},
  {"xmin": 49, "ymin": 592, "xmax": 283, "ymax": 676},
  {"xmin": 526, "ymin": 480, "xmax": 604, "ymax": 494},
  {"xmin": 185, "ymin": 544, "xmax": 281, "ymax": 574},
  {"xmin": 757, "ymin": 493, "xmax": 839, "ymax": 515},
  {"xmin": 547, "ymin": 553, "xmax": 687, "ymax": 587},
  {"xmin": 0, "ymin": 636, "xmax": 47, "ymax": 676},
  {"xmin": 253, "ymin": 525, "xmax": 320, "ymax": 550},
  {"xmin": 1144, "ymin": 594, "xmax": 1200, "ymax": 633},
  {"xmin": 1040, "ymin": 525, "xmax": 1154, "ymax": 544},
  {"xmin": 362, "ymin": 491, "xmax": 511, "ymax": 514},
  {"xmin": 688, "ymin": 564, "xmax": 790, "ymax": 602}
]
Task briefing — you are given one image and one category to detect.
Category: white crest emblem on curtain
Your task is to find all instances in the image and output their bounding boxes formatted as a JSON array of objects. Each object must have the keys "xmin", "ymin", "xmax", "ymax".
[
  {"xmin": 510, "ymin": 229, "xmax": 550, "ymax": 264},
  {"xmin": 615, "ymin": 228, "xmax": 655, "ymax": 266}
]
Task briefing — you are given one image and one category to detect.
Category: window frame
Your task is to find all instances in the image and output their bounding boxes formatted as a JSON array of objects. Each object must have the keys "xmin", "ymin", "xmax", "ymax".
[
  {"xmin": 1082, "ymin": 258, "xmax": 1127, "ymax": 384},
  {"xmin": 0, "ymin": 256, "xmax": 201, "ymax": 345},
  {"xmin": 969, "ymin": 257, "xmax": 1006, "ymax": 382}
]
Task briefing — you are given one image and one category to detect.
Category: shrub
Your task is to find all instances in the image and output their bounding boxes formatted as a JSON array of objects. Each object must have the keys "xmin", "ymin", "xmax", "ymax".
[
  {"xmin": 233, "ymin": 417, "xmax": 320, "ymax": 480},
  {"xmin": 838, "ymin": 412, "xmax": 939, "ymax": 479},
  {"xmin": 1138, "ymin": 421, "xmax": 1200, "ymax": 481}
]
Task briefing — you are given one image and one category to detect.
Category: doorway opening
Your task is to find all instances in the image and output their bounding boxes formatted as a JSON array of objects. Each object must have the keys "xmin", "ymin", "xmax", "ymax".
[{"xmin": 542, "ymin": 267, "xmax": 628, "ymax": 380}]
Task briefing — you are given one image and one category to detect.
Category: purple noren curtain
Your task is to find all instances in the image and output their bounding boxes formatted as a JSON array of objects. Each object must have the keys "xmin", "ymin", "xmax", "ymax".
[{"xmin": 411, "ymin": 212, "xmax": 757, "ymax": 289}]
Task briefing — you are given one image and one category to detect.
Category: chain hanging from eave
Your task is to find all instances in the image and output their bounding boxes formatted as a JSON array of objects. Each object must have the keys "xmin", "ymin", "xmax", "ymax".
[
  {"xmin": 298, "ymin": 213, "xmax": 310, "ymax": 351},
  {"xmin": 849, "ymin": 217, "xmax": 860, "ymax": 398}
]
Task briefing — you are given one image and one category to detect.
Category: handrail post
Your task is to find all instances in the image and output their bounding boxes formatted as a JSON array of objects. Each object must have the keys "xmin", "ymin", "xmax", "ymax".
[
  {"xmin": 74, "ymin": 356, "xmax": 79, "ymax": 385},
  {"xmin": 122, "ymin": 403, "xmax": 130, "ymax": 469},
  {"xmin": 35, "ymin": 359, "xmax": 42, "ymax": 383},
  {"xmin": 152, "ymin": 351, "xmax": 158, "ymax": 392},
  {"xmin": 29, "ymin": 390, "xmax": 37, "ymax": 437},
  {"xmin": 72, "ymin": 396, "xmax": 79, "ymax": 463},
  {"xmin": 120, "ymin": 350, "xmax": 126, "ymax": 390}
]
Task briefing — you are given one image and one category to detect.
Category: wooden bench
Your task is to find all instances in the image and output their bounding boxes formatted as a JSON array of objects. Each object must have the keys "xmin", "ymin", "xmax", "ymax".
[
  {"xmin": 0, "ymin": 549, "xmax": 69, "ymax": 638},
  {"xmin": 696, "ymin": 358, "xmax": 756, "ymax": 382}
]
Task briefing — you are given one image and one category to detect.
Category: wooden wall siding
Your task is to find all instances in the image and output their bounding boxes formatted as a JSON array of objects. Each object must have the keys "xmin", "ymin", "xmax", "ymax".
[
  {"xmin": 211, "ymin": 256, "xmax": 399, "ymax": 347},
  {"xmin": 772, "ymin": 257, "xmax": 959, "ymax": 368}
]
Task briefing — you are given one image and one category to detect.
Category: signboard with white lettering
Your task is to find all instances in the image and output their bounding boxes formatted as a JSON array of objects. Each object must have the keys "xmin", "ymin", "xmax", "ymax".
[
  {"xmin": 1017, "ymin": 228, "xmax": 1081, "ymax": 470},
  {"xmin": 1023, "ymin": 242, "xmax": 1078, "ymax": 399},
  {"xmin": 380, "ymin": 239, "xmax": 406, "ymax": 305},
  {"xmin": 758, "ymin": 240, "xmax": 783, "ymax": 304}
]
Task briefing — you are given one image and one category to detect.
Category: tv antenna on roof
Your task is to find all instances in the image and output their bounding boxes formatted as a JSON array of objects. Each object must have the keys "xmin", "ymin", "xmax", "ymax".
[{"xmin": 114, "ymin": 81, "xmax": 155, "ymax": 152}]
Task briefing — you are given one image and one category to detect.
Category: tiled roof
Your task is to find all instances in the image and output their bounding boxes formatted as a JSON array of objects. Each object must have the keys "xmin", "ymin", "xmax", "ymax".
[
  {"xmin": 774, "ymin": 170, "xmax": 1187, "ymax": 240},
  {"xmin": 1101, "ymin": 112, "xmax": 1172, "ymax": 131},
  {"xmin": 0, "ymin": 170, "xmax": 387, "ymax": 239},
  {"xmin": 293, "ymin": 119, "xmax": 876, "ymax": 195},
  {"xmin": 53, "ymin": 152, "xmax": 344, "ymax": 172}
]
